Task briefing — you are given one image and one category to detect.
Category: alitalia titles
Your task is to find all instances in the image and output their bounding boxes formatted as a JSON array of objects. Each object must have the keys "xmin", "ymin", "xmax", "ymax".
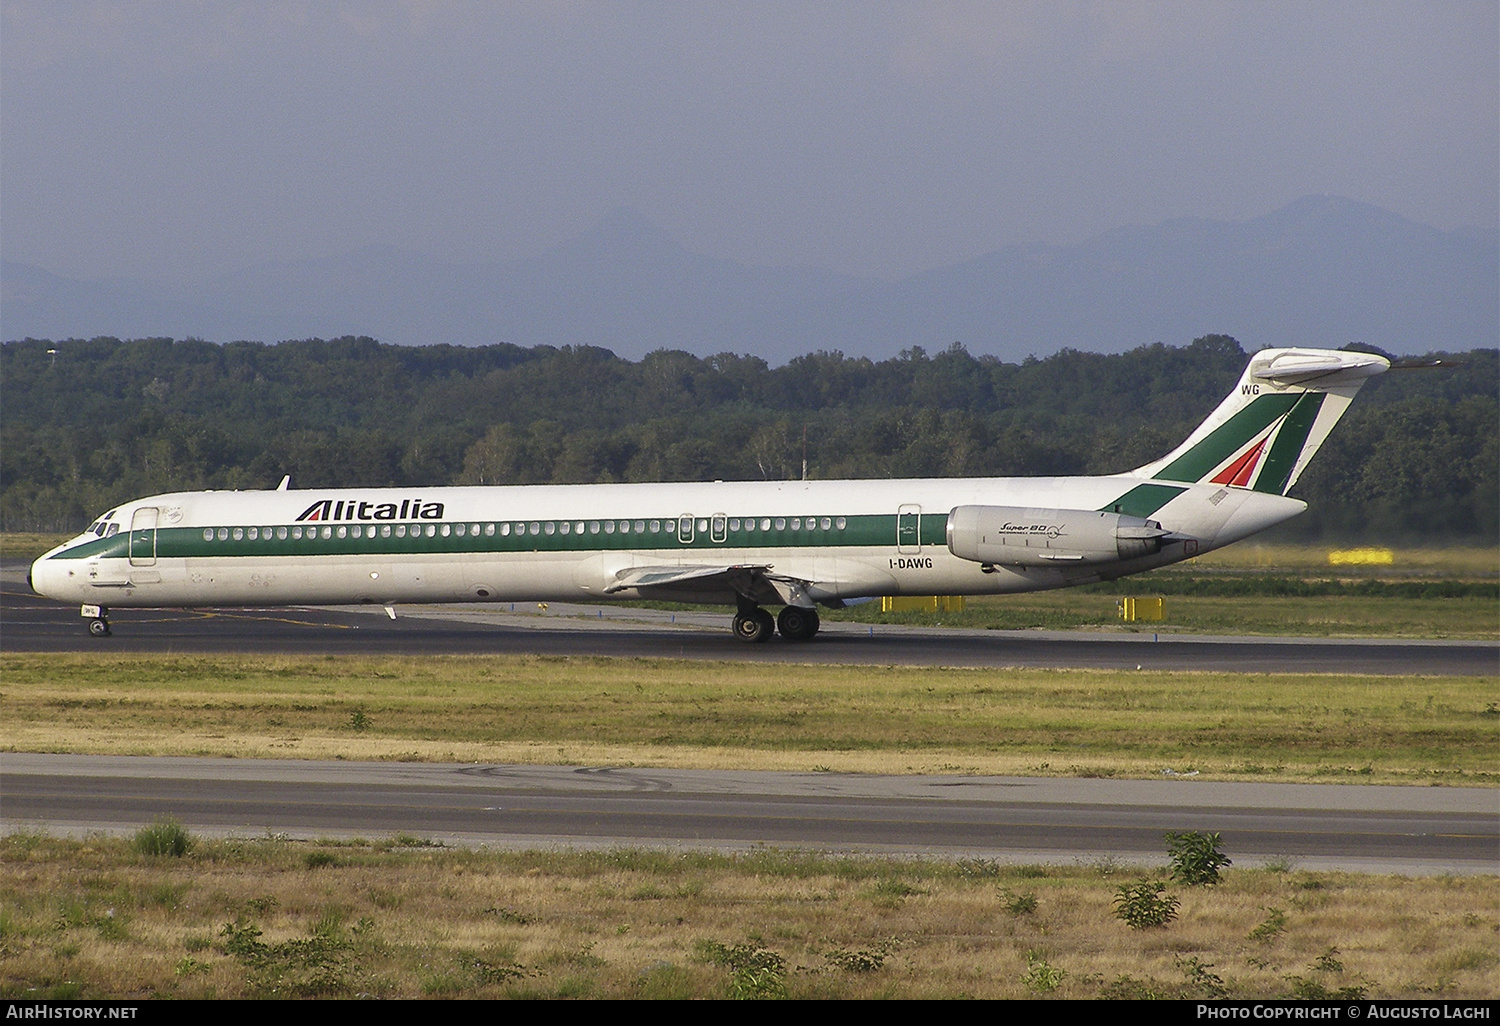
[{"xmin": 296, "ymin": 499, "xmax": 445, "ymax": 522}]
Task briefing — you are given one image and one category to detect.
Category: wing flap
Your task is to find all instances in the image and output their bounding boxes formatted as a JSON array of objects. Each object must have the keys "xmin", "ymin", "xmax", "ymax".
[{"xmin": 603, "ymin": 564, "xmax": 821, "ymax": 607}]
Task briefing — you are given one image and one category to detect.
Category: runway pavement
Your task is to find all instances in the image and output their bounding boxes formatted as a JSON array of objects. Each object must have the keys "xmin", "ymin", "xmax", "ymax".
[
  {"xmin": 4, "ymin": 753, "xmax": 1495, "ymax": 875},
  {"xmin": 3, "ymin": 564, "xmax": 1496, "ymax": 674}
]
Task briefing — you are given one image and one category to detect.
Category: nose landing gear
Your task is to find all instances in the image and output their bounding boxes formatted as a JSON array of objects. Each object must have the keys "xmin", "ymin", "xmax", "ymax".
[{"xmin": 82, "ymin": 604, "xmax": 111, "ymax": 637}]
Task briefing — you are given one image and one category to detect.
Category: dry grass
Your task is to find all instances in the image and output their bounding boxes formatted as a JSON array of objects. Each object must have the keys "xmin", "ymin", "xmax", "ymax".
[
  {"xmin": 3, "ymin": 654, "xmax": 1496, "ymax": 784},
  {"xmin": 2, "ymin": 832, "xmax": 1494, "ymax": 1000}
]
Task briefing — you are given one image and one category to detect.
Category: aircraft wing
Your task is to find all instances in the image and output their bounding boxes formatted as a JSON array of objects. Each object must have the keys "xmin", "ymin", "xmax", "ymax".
[{"xmin": 603, "ymin": 564, "xmax": 821, "ymax": 607}]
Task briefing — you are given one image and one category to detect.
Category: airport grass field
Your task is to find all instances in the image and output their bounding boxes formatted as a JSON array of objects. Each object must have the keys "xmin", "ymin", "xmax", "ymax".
[{"xmin": 3, "ymin": 653, "xmax": 1497, "ymax": 784}]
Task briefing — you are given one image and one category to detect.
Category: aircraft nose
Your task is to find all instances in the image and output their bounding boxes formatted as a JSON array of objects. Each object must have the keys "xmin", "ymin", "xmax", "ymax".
[{"xmin": 29, "ymin": 553, "xmax": 65, "ymax": 600}]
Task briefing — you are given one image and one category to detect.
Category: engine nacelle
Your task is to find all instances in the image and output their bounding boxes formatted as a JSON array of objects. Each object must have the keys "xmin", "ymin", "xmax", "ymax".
[{"xmin": 947, "ymin": 505, "xmax": 1168, "ymax": 567}]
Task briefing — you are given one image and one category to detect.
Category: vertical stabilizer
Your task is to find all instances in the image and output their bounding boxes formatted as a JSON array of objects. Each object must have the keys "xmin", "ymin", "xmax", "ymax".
[{"xmin": 1132, "ymin": 348, "xmax": 1388, "ymax": 495}]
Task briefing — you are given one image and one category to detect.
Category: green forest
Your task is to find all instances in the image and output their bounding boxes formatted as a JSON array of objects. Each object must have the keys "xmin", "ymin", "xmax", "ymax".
[{"xmin": 2, "ymin": 334, "xmax": 1494, "ymax": 543}]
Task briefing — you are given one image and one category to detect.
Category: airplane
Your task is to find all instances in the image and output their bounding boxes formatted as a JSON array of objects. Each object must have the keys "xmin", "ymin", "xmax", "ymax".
[{"xmin": 29, "ymin": 347, "xmax": 1388, "ymax": 642}]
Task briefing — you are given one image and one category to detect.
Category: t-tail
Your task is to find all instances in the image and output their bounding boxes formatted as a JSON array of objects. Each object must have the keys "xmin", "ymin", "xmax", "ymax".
[{"xmin": 1132, "ymin": 348, "xmax": 1389, "ymax": 494}]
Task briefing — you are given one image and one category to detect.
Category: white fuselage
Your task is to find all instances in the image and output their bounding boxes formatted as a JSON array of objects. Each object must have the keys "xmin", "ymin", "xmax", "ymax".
[{"xmin": 30, "ymin": 474, "xmax": 1305, "ymax": 611}]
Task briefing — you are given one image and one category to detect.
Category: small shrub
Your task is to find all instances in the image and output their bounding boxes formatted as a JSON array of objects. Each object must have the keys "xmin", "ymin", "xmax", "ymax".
[
  {"xmin": 1311, "ymin": 947, "xmax": 1344, "ymax": 974},
  {"xmin": 1103, "ymin": 974, "xmax": 1165, "ymax": 999},
  {"xmin": 133, "ymin": 818, "xmax": 194, "ymax": 858},
  {"xmin": 174, "ymin": 956, "xmax": 211, "ymax": 976},
  {"xmin": 1002, "ymin": 890, "xmax": 1039, "ymax": 917},
  {"xmin": 304, "ymin": 852, "xmax": 339, "ymax": 869},
  {"xmin": 1112, "ymin": 880, "xmax": 1180, "ymax": 930},
  {"xmin": 1165, "ymin": 831, "xmax": 1231, "ymax": 885},
  {"xmin": 1249, "ymin": 907, "xmax": 1288, "ymax": 944},
  {"xmin": 1284, "ymin": 975, "xmax": 1367, "ymax": 1000},
  {"xmin": 1022, "ymin": 951, "xmax": 1066, "ymax": 993},
  {"xmin": 698, "ymin": 941, "xmax": 787, "ymax": 1000},
  {"xmin": 825, "ymin": 947, "xmax": 886, "ymax": 973},
  {"xmin": 1176, "ymin": 956, "xmax": 1227, "ymax": 998}
]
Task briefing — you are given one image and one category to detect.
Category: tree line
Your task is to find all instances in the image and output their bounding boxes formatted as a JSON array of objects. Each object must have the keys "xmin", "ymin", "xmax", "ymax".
[{"xmin": 2, "ymin": 334, "xmax": 1494, "ymax": 543}]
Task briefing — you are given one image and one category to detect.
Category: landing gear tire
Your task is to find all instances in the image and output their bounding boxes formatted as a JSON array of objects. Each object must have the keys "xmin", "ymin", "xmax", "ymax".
[
  {"xmin": 732, "ymin": 608, "xmax": 775, "ymax": 643},
  {"xmin": 87, "ymin": 618, "xmax": 112, "ymax": 638},
  {"xmin": 776, "ymin": 605, "xmax": 820, "ymax": 641}
]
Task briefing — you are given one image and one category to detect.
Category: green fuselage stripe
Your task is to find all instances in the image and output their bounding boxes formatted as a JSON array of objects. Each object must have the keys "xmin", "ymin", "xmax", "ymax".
[
  {"xmin": 1097, "ymin": 483, "xmax": 1187, "ymax": 518},
  {"xmin": 49, "ymin": 512, "xmax": 947, "ymax": 561}
]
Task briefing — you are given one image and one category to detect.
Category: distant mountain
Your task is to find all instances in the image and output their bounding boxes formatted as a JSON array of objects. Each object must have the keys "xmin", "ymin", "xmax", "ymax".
[{"xmin": 3, "ymin": 196, "xmax": 1494, "ymax": 362}]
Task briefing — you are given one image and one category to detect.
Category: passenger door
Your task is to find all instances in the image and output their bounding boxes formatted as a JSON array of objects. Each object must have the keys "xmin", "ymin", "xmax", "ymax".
[
  {"xmin": 897, "ymin": 504, "xmax": 921, "ymax": 554},
  {"xmin": 128, "ymin": 507, "xmax": 158, "ymax": 567}
]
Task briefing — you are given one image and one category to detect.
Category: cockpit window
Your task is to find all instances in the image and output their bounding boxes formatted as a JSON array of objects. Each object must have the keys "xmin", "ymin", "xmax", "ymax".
[{"xmin": 106, "ymin": 524, "xmax": 119, "ymax": 537}]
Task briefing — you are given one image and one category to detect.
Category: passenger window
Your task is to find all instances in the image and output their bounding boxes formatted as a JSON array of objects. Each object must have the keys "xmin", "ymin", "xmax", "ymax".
[
  {"xmin": 499, "ymin": 523, "xmax": 510, "ymax": 536},
  {"xmin": 544, "ymin": 522, "xmax": 556, "ymax": 535},
  {"xmin": 440, "ymin": 524, "xmax": 451, "ymax": 537},
  {"xmin": 203, "ymin": 529, "xmax": 214, "ymax": 541},
  {"xmin": 760, "ymin": 519, "xmax": 771, "ymax": 531},
  {"xmin": 529, "ymin": 522, "xmax": 540, "ymax": 535},
  {"xmin": 790, "ymin": 519, "xmax": 801, "ymax": 531},
  {"xmin": 322, "ymin": 526, "xmax": 333, "ymax": 539},
  {"xmin": 218, "ymin": 528, "xmax": 229, "ymax": 541},
  {"xmin": 381, "ymin": 525, "xmax": 391, "ymax": 538},
  {"xmin": 485, "ymin": 523, "xmax": 495, "ymax": 536},
  {"xmin": 336, "ymin": 526, "xmax": 347, "ymax": 539},
  {"xmin": 618, "ymin": 521, "xmax": 629, "ymax": 534},
  {"xmin": 292, "ymin": 526, "xmax": 304, "ymax": 540},
  {"xmin": 248, "ymin": 528, "xmax": 258, "ymax": 540},
  {"xmin": 424, "ymin": 524, "xmax": 435, "ymax": 537},
  {"xmin": 633, "ymin": 521, "xmax": 645, "ymax": 533},
  {"xmin": 835, "ymin": 517, "xmax": 846, "ymax": 530},
  {"xmin": 650, "ymin": 520, "xmax": 660, "ymax": 533},
  {"xmin": 559, "ymin": 521, "xmax": 571, "ymax": 535},
  {"xmin": 774, "ymin": 519, "xmax": 786, "ymax": 531}
]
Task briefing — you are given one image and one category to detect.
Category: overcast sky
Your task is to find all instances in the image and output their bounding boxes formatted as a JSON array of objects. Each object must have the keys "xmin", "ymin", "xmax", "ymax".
[{"xmin": 3, "ymin": 1, "xmax": 1495, "ymax": 283}]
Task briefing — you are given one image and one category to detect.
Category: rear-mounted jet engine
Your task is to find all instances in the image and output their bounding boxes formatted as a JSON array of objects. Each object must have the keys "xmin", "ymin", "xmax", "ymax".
[{"xmin": 946, "ymin": 505, "xmax": 1170, "ymax": 568}]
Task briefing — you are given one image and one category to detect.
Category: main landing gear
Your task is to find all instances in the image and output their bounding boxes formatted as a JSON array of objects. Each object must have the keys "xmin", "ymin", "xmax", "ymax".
[{"xmin": 732, "ymin": 602, "xmax": 820, "ymax": 643}]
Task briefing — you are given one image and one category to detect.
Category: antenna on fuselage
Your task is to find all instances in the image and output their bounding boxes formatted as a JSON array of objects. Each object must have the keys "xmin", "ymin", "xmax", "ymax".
[{"xmin": 276, "ymin": 475, "xmax": 291, "ymax": 491}]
